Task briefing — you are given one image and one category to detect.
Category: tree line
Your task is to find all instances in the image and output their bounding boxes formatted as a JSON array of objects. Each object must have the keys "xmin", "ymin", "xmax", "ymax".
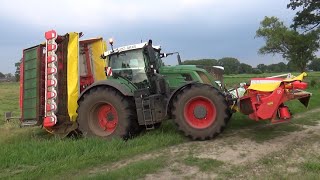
[{"xmin": 181, "ymin": 57, "xmax": 320, "ymax": 75}]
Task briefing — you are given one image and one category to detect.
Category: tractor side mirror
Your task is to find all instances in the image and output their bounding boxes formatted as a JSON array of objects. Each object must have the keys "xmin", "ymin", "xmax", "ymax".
[
  {"xmin": 160, "ymin": 53, "xmax": 167, "ymax": 58},
  {"xmin": 177, "ymin": 54, "xmax": 182, "ymax": 65}
]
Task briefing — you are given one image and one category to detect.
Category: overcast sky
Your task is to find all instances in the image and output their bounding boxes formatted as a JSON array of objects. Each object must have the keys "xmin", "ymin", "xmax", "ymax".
[{"xmin": 0, "ymin": 0, "xmax": 296, "ymax": 73}]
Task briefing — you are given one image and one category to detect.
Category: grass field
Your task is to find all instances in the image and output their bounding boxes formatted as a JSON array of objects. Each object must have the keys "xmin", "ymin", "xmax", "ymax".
[{"xmin": 0, "ymin": 72, "xmax": 319, "ymax": 179}]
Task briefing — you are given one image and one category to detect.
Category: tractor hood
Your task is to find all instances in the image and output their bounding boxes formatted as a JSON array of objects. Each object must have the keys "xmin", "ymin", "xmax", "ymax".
[
  {"xmin": 159, "ymin": 65, "xmax": 220, "ymax": 90},
  {"xmin": 159, "ymin": 65, "xmax": 207, "ymax": 73}
]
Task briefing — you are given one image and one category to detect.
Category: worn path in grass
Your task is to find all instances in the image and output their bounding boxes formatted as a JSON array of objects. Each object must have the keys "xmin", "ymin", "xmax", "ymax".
[{"xmin": 77, "ymin": 108, "xmax": 320, "ymax": 179}]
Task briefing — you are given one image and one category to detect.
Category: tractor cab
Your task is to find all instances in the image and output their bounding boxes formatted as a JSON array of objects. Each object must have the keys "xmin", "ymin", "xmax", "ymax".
[{"xmin": 103, "ymin": 40, "xmax": 163, "ymax": 89}]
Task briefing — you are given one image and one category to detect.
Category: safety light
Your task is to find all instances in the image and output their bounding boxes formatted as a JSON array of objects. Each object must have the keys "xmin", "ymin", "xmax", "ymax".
[
  {"xmin": 45, "ymin": 30, "xmax": 57, "ymax": 40},
  {"xmin": 47, "ymin": 55, "xmax": 57, "ymax": 63},
  {"xmin": 47, "ymin": 43, "xmax": 57, "ymax": 51},
  {"xmin": 109, "ymin": 38, "xmax": 114, "ymax": 52},
  {"xmin": 47, "ymin": 91, "xmax": 57, "ymax": 99},
  {"xmin": 109, "ymin": 38, "xmax": 114, "ymax": 45},
  {"xmin": 43, "ymin": 116, "xmax": 57, "ymax": 127},
  {"xmin": 47, "ymin": 67, "xmax": 57, "ymax": 74},
  {"xmin": 47, "ymin": 79, "xmax": 57, "ymax": 87},
  {"xmin": 43, "ymin": 30, "xmax": 58, "ymax": 128}
]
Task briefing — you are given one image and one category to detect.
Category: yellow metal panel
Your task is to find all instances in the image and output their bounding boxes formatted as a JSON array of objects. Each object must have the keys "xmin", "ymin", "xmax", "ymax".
[
  {"xmin": 247, "ymin": 83, "xmax": 281, "ymax": 92},
  {"xmin": 247, "ymin": 72, "xmax": 307, "ymax": 92},
  {"xmin": 67, "ymin": 32, "xmax": 79, "ymax": 121},
  {"xmin": 283, "ymin": 72, "xmax": 307, "ymax": 82},
  {"xmin": 91, "ymin": 39, "xmax": 107, "ymax": 81}
]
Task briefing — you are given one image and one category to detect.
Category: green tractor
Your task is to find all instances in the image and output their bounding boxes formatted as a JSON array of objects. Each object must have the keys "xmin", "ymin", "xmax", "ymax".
[{"xmin": 77, "ymin": 40, "xmax": 232, "ymax": 140}]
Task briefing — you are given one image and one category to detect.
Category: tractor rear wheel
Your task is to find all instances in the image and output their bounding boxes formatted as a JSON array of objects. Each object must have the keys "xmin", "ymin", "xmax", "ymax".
[
  {"xmin": 77, "ymin": 87, "xmax": 139, "ymax": 140},
  {"xmin": 172, "ymin": 84, "xmax": 229, "ymax": 140}
]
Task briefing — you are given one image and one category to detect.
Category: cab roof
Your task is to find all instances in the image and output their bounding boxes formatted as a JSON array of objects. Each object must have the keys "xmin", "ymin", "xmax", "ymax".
[{"xmin": 104, "ymin": 42, "xmax": 161, "ymax": 56}]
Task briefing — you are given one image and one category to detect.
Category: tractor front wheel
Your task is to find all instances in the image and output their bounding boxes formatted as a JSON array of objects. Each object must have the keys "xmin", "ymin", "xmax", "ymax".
[
  {"xmin": 77, "ymin": 87, "xmax": 139, "ymax": 139},
  {"xmin": 172, "ymin": 84, "xmax": 229, "ymax": 140}
]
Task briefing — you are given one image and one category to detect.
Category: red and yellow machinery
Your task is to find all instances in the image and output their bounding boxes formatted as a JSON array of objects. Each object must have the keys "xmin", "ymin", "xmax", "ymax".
[
  {"xmin": 19, "ymin": 30, "xmax": 107, "ymax": 134},
  {"xmin": 17, "ymin": 30, "xmax": 312, "ymax": 139},
  {"xmin": 237, "ymin": 73, "xmax": 312, "ymax": 124}
]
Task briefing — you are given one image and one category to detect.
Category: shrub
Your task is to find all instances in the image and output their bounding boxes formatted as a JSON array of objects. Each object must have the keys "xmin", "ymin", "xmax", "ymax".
[{"xmin": 310, "ymin": 79, "xmax": 317, "ymax": 88}]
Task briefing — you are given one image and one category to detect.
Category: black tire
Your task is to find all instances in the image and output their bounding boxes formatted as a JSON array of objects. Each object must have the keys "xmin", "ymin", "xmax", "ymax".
[
  {"xmin": 172, "ymin": 84, "xmax": 229, "ymax": 140},
  {"xmin": 77, "ymin": 87, "xmax": 139, "ymax": 140}
]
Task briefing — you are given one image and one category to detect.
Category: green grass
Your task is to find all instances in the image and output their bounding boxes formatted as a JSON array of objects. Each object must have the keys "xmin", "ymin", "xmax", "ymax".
[
  {"xmin": 241, "ymin": 124, "xmax": 304, "ymax": 143},
  {"xmin": 0, "ymin": 82, "xmax": 20, "ymax": 125},
  {"xmin": 0, "ymin": 121, "xmax": 184, "ymax": 179},
  {"xmin": 83, "ymin": 157, "xmax": 167, "ymax": 180},
  {"xmin": 0, "ymin": 71, "xmax": 319, "ymax": 179},
  {"xmin": 224, "ymin": 71, "xmax": 320, "ymax": 78},
  {"xmin": 303, "ymin": 161, "xmax": 320, "ymax": 173},
  {"xmin": 224, "ymin": 71, "xmax": 320, "ymax": 89},
  {"xmin": 183, "ymin": 156, "xmax": 224, "ymax": 171}
]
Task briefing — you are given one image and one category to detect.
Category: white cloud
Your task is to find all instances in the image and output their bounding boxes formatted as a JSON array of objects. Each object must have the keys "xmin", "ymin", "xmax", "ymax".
[{"xmin": 0, "ymin": 0, "xmax": 269, "ymax": 31}]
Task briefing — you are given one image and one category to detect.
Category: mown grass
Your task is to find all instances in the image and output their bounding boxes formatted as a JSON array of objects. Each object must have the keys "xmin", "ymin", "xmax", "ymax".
[
  {"xmin": 183, "ymin": 156, "xmax": 224, "ymax": 172},
  {"xmin": 0, "ymin": 71, "xmax": 319, "ymax": 179},
  {"xmin": 83, "ymin": 157, "xmax": 167, "ymax": 180}
]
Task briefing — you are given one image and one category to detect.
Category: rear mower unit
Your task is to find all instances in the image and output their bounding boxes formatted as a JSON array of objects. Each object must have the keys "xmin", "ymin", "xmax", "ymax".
[{"xmin": 19, "ymin": 30, "xmax": 107, "ymax": 135}]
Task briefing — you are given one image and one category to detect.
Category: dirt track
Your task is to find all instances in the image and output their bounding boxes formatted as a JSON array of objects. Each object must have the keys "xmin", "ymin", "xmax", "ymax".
[{"xmin": 82, "ymin": 108, "xmax": 320, "ymax": 179}]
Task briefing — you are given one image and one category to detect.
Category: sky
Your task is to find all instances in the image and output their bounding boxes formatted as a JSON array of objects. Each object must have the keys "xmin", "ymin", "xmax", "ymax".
[{"xmin": 0, "ymin": 0, "xmax": 296, "ymax": 73}]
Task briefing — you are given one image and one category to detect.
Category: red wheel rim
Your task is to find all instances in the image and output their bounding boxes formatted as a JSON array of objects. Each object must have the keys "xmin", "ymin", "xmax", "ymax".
[
  {"xmin": 184, "ymin": 96, "xmax": 216, "ymax": 129},
  {"xmin": 97, "ymin": 103, "xmax": 118, "ymax": 133}
]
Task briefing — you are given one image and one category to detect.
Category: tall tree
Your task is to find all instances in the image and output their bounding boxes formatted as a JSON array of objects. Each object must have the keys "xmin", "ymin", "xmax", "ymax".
[
  {"xmin": 256, "ymin": 16, "xmax": 320, "ymax": 72},
  {"xmin": 218, "ymin": 57, "xmax": 240, "ymax": 74},
  {"xmin": 182, "ymin": 59, "xmax": 218, "ymax": 66},
  {"xmin": 0, "ymin": 72, "xmax": 5, "ymax": 78},
  {"xmin": 257, "ymin": 64, "xmax": 268, "ymax": 73},
  {"xmin": 287, "ymin": 60, "xmax": 299, "ymax": 71},
  {"xmin": 15, "ymin": 60, "xmax": 21, "ymax": 82},
  {"xmin": 287, "ymin": 0, "xmax": 320, "ymax": 31},
  {"xmin": 239, "ymin": 63, "xmax": 253, "ymax": 74},
  {"xmin": 308, "ymin": 57, "xmax": 320, "ymax": 71}
]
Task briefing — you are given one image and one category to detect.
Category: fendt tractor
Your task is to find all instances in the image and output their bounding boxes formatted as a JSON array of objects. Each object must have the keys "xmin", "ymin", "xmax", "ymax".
[
  {"xmin": 15, "ymin": 30, "xmax": 312, "ymax": 140},
  {"xmin": 77, "ymin": 39, "xmax": 232, "ymax": 140}
]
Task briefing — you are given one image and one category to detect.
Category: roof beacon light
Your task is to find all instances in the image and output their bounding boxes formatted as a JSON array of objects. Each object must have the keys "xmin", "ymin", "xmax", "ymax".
[
  {"xmin": 109, "ymin": 38, "xmax": 114, "ymax": 45},
  {"xmin": 109, "ymin": 38, "xmax": 114, "ymax": 52}
]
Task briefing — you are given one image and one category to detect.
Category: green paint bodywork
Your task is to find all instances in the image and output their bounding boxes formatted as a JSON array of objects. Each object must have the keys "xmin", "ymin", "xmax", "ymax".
[
  {"xmin": 107, "ymin": 76, "xmax": 138, "ymax": 94},
  {"xmin": 104, "ymin": 47, "xmax": 220, "ymax": 93},
  {"xmin": 159, "ymin": 65, "xmax": 219, "ymax": 90},
  {"xmin": 22, "ymin": 46, "xmax": 40, "ymax": 120},
  {"xmin": 104, "ymin": 64, "xmax": 219, "ymax": 93}
]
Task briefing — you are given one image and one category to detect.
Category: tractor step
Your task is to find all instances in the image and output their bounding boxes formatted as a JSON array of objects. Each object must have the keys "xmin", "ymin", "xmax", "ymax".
[
  {"xmin": 142, "ymin": 99, "xmax": 155, "ymax": 130},
  {"xmin": 20, "ymin": 120, "xmax": 38, "ymax": 127},
  {"xmin": 4, "ymin": 112, "xmax": 20, "ymax": 122}
]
